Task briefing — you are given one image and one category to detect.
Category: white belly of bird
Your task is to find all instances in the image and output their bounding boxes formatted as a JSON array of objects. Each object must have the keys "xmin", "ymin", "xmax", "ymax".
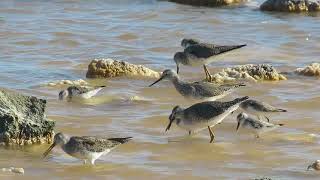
[
  {"xmin": 68, "ymin": 149, "xmax": 111, "ymax": 163},
  {"xmin": 79, "ymin": 88, "xmax": 102, "ymax": 99},
  {"xmin": 177, "ymin": 105, "xmax": 239, "ymax": 133}
]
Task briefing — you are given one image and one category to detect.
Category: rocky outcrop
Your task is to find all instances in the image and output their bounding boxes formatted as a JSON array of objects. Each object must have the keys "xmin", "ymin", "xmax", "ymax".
[
  {"xmin": 86, "ymin": 58, "xmax": 160, "ymax": 79},
  {"xmin": 210, "ymin": 64, "xmax": 287, "ymax": 83},
  {"xmin": 167, "ymin": 0, "xmax": 246, "ymax": 7},
  {"xmin": 0, "ymin": 89, "xmax": 55, "ymax": 145},
  {"xmin": 295, "ymin": 63, "xmax": 320, "ymax": 77},
  {"xmin": 46, "ymin": 79, "xmax": 88, "ymax": 87},
  {"xmin": 260, "ymin": 0, "xmax": 320, "ymax": 12}
]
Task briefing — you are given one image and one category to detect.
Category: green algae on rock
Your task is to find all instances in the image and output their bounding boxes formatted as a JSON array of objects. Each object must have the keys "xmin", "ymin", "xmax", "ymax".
[
  {"xmin": 260, "ymin": 0, "xmax": 320, "ymax": 12},
  {"xmin": 210, "ymin": 64, "xmax": 287, "ymax": 83},
  {"xmin": 0, "ymin": 90, "xmax": 55, "ymax": 145},
  {"xmin": 295, "ymin": 63, "xmax": 320, "ymax": 77},
  {"xmin": 167, "ymin": 0, "xmax": 246, "ymax": 7},
  {"xmin": 86, "ymin": 58, "xmax": 160, "ymax": 79}
]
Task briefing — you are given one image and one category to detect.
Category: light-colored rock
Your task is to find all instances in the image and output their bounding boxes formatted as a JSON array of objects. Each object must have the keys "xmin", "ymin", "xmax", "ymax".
[
  {"xmin": 295, "ymin": 63, "xmax": 320, "ymax": 77},
  {"xmin": 86, "ymin": 58, "xmax": 160, "ymax": 79},
  {"xmin": 260, "ymin": 0, "xmax": 320, "ymax": 12},
  {"xmin": 210, "ymin": 64, "xmax": 287, "ymax": 83},
  {"xmin": 0, "ymin": 89, "xmax": 54, "ymax": 146},
  {"xmin": 168, "ymin": 0, "xmax": 246, "ymax": 7},
  {"xmin": 2, "ymin": 167, "xmax": 24, "ymax": 174},
  {"xmin": 46, "ymin": 79, "xmax": 88, "ymax": 87}
]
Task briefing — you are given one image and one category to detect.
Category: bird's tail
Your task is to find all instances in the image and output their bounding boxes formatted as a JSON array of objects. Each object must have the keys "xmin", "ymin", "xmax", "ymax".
[
  {"xmin": 108, "ymin": 137, "xmax": 132, "ymax": 144},
  {"xmin": 278, "ymin": 124, "xmax": 284, "ymax": 126},
  {"xmin": 237, "ymin": 44, "xmax": 247, "ymax": 48},
  {"xmin": 97, "ymin": 85, "xmax": 106, "ymax": 88}
]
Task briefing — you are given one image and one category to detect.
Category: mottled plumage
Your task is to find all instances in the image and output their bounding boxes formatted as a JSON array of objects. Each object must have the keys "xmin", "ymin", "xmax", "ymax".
[
  {"xmin": 307, "ymin": 160, "xmax": 320, "ymax": 171},
  {"xmin": 59, "ymin": 85, "xmax": 105, "ymax": 100},
  {"xmin": 240, "ymin": 99, "xmax": 287, "ymax": 122},
  {"xmin": 43, "ymin": 133, "xmax": 132, "ymax": 165},
  {"xmin": 149, "ymin": 69, "xmax": 245, "ymax": 101},
  {"xmin": 175, "ymin": 39, "xmax": 246, "ymax": 81},
  {"xmin": 236, "ymin": 112, "xmax": 284, "ymax": 138},
  {"xmin": 167, "ymin": 96, "xmax": 249, "ymax": 143}
]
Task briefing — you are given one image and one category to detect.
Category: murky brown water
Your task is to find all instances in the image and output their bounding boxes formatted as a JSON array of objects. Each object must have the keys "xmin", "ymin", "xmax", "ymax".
[{"xmin": 1, "ymin": 0, "xmax": 320, "ymax": 179}]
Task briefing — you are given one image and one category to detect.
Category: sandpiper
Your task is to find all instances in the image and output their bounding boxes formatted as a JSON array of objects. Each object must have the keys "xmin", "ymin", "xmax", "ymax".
[
  {"xmin": 59, "ymin": 85, "xmax": 105, "ymax": 100},
  {"xmin": 174, "ymin": 40, "xmax": 246, "ymax": 81},
  {"xmin": 240, "ymin": 99, "xmax": 287, "ymax": 122},
  {"xmin": 167, "ymin": 96, "xmax": 249, "ymax": 143},
  {"xmin": 236, "ymin": 112, "xmax": 284, "ymax": 138},
  {"xmin": 307, "ymin": 160, "xmax": 320, "ymax": 171},
  {"xmin": 149, "ymin": 69, "xmax": 245, "ymax": 101},
  {"xmin": 43, "ymin": 132, "xmax": 132, "ymax": 165}
]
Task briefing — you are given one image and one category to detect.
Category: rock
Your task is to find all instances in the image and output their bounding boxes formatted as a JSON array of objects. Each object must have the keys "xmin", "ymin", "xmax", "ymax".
[
  {"xmin": 2, "ymin": 167, "xmax": 24, "ymax": 174},
  {"xmin": 46, "ymin": 79, "xmax": 88, "ymax": 87},
  {"xmin": 295, "ymin": 63, "xmax": 320, "ymax": 77},
  {"xmin": 0, "ymin": 89, "xmax": 55, "ymax": 146},
  {"xmin": 167, "ymin": 0, "xmax": 246, "ymax": 7},
  {"xmin": 86, "ymin": 58, "xmax": 160, "ymax": 79},
  {"xmin": 307, "ymin": 160, "xmax": 320, "ymax": 170},
  {"xmin": 260, "ymin": 0, "xmax": 320, "ymax": 12},
  {"xmin": 210, "ymin": 64, "xmax": 287, "ymax": 83}
]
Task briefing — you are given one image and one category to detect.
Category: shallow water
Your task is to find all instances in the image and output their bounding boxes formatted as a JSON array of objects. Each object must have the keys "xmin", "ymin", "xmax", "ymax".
[{"xmin": 0, "ymin": 0, "xmax": 320, "ymax": 179}]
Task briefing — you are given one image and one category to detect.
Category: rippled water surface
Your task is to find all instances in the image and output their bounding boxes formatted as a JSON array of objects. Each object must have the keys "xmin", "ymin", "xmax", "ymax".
[{"xmin": 1, "ymin": 0, "xmax": 320, "ymax": 179}]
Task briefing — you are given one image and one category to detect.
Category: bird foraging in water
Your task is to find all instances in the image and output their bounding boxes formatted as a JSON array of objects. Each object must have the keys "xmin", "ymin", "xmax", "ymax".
[
  {"xmin": 174, "ymin": 38, "xmax": 246, "ymax": 81},
  {"xmin": 58, "ymin": 85, "xmax": 105, "ymax": 101},
  {"xmin": 236, "ymin": 112, "xmax": 284, "ymax": 138},
  {"xmin": 43, "ymin": 132, "xmax": 132, "ymax": 165},
  {"xmin": 149, "ymin": 69, "xmax": 245, "ymax": 101},
  {"xmin": 167, "ymin": 96, "xmax": 249, "ymax": 143},
  {"xmin": 307, "ymin": 160, "xmax": 320, "ymax": 171},
  {"xmin": 239, "ymin": 99, "xmax": 287, "ymax": 122}
]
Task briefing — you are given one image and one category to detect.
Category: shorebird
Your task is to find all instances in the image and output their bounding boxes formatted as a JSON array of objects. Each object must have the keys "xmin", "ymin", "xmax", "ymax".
[
  {"xmin": 174, "ymin": 39, "xmax": 246, "ymax": 81},
  {"xmin": 307, "ymin": 160, "xmax": 320, "ymax": 171},
  {"xmin": 167, "ymin": 96, "xmax": 249, "ymax": 143},
  {"xmin": 58, "ymin": 85, "xmax": 105, "ymax": 100},
  {"xmin": 236, "ymin": 112, "xmax": 284, "ymax": 138},
  {"xmin": 149, "ymin": 69, "xmax": 245, "ymax": 101},
  {"xmin": 240, "ymin": 99, "xmax": 287, "ymax": 122},
  {"xmin": 43, "ymin": 132, "xmax": 132, "ymax": 165}
]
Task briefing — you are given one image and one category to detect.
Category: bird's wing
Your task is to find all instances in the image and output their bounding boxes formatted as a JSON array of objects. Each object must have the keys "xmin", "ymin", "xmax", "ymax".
[
  {"xmin": 184, "ymin": 44, "xmax": 246, "ymax": 59},
  {"xmin": 191, "ymin": 81, "xmax": 244, "ymax": 97},
  {"xmin": 185, "ymin": 101, "xmax": 226, "ymax": 121},
  {"xmin": 68, "ymin": 136, "xmax": 121, "ymax": 152},
  {"xmin": 67, "ymin": 86, "xmax": 92, "ymax": 95}
]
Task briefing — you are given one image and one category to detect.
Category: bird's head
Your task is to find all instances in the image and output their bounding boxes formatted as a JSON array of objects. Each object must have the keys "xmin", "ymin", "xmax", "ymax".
[
  {"xmin": 149, "ymin": 69, "xmax": 178, "ymax": 87},
  {"xmin": 166, "ymin": 105, "xmax": 184, "ymax": 132},
  {"xmin": 43, "ymin": 132, "xmax": 68, "ymax": 158},
  {"xmin": 58, "ymin": 90, "xmax": 69, "ymax": 100},
  {"xmin": 236, "ymin": 112, "xmax": 248, "ymax": 131}
]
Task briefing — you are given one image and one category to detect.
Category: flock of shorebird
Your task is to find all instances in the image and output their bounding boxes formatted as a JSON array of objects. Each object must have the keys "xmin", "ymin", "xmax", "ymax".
[{"xmin": 43, "ymin": 38, "xmax": 288, "ymax": 165}]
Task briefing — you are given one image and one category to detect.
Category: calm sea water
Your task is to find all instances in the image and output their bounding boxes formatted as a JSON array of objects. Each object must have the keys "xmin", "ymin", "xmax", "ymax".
[{"xmin": 0, "ymin": 0, "xmax": 320, "ymax": 179}]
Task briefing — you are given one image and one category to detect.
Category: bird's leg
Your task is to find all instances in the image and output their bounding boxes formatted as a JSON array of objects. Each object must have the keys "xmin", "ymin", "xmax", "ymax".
[
  {"xmin": 208, "ymin": 126, "xmax": 215, "ymax": 143},
  {"xmin": 264, "ymin": 116, "xmax": 270, "ymax": 122},
  {"xmin": 203, "ymin": 65, "xmax": 212, "ymax": 82},
  {"xmin": 188, "ymin": 131, "xmax": 192, "ymax": 136},
  {"xmin": 90, "ymin": 159, "xmax": 95, "ymax": 165},
  {"xmin": 83, "ymin": 160, "xmax": 87, "ymax": 165}
]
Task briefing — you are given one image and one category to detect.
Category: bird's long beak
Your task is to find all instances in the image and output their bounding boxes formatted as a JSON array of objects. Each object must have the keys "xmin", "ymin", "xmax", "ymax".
[
  {"xmin": 236, "ymin": 122, "xmax": 240, "ymax": 131},
  {"xmin": 149, "ymin": 76, "xmax": 164, "ymax": 87},
  {"xmin": 166, "ymin": 115, "xmax": 174, "ymax": 132},
  {"xmin": 176, "ymin": 65, "xmax": 179, "ymax": 74},
  {"xmin": 307, "ymin": 165, "xmax": 312, "ymax": 171},
  {"xmin": 43, "ymin": 143, "xmax": 56, "ymax": 158}
]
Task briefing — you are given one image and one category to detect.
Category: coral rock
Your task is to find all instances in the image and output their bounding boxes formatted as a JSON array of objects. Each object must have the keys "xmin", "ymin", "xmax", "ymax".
[
  {"xmin": 260, "ymin": 0, "xmax": 320, "ymax": 12},
  {"xmin": 86, "ymin": 58, "xmax": 160, "ymax": 79},
  {"xmin": 295, "ymin": 63, "xmax": 320, "ymax": 77}
]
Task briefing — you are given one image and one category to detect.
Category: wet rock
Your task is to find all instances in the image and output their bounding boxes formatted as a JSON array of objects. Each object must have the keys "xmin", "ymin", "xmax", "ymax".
[
  {"xmin": 86, "ymin": 58, "xmax": 160, "ymax": 79},
  {"xmin": 307, "ymin": 160, "xmax": 320, "ymax": 170},
  {"xmin": 0, "ymin": 89, "xmax": 55, "ymax": 145},
  {"xmin": 167, "ymin": 0, "xmax": 246, "ymax": 7},
  {"xmin": 46, "ymin": 79, "xmax": 88, "ymax": 87},
  {"xmin": 260, "ymin": 0, "xmax": 320, "ymax": 12},
  {"xmin": 210, "ymin": 64, "xmax": 287, "ymax": 83},
  {"xmin": 2, "ymin": 167, "xmax": 24, "ymax": 174},
  {"xmin": 295, "ymin": 63, "xmax": 320, "ymax": 77}
]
